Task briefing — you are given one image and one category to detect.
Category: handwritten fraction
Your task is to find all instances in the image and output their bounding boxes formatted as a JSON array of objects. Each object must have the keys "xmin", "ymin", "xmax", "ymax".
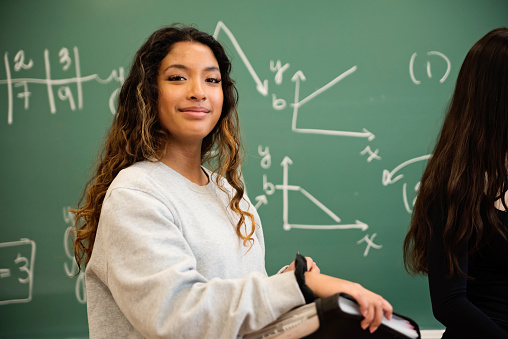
[{"xmin": 0, "ymin": 47, "xmax": 124, "ymax": 124}]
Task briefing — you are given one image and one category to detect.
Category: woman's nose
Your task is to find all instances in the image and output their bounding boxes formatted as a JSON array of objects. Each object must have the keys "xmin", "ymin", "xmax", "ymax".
[{"xmin": 187, "ymin": 80, "xmax": 206, "ymax": 101}]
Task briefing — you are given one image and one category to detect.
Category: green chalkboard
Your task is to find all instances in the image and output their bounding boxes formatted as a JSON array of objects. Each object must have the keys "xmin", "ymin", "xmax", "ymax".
[{"xmin": 1, "ymin": 0, "xmax": 507, "ymax": 337}]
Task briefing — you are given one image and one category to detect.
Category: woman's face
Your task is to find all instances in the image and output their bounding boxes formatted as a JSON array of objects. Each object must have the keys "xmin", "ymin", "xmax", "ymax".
[{"xmin": 157, "ymin": 41, "xmax": 224, "ymax": 146}]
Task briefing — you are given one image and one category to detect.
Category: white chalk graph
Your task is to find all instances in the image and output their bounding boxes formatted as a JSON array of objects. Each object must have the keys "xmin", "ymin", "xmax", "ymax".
[
  {"xmin": 213, "ymin": 21, "xmax": 374, "ymax": 141},
  {"xmin": 275, "ymin": 156, "xmax": 368, "ymax": 232}
]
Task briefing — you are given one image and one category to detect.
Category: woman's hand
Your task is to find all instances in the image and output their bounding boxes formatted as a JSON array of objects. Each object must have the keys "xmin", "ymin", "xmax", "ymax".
[
  {"xmin": 283, "ymin": 256, "xmax": 320, "ymax": 274},
  {"xmin": 305, "ymin": 273, "xmax": 393, "ymax": 333}
]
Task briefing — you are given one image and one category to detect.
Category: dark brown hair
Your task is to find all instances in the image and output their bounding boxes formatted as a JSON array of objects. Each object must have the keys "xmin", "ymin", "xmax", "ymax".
[
  {"xmin": 72, "ymin": 24, "xmax": 255, "ymax": 271},
  {"xmin": 404, "ymin": 27, "xmax": 508, "ymax": 276}
]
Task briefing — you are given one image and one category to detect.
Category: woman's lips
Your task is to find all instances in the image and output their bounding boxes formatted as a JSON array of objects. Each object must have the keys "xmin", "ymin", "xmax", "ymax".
[{"xmin": 179, "ymin": 107, "xmax": 210, "ymax": 118}]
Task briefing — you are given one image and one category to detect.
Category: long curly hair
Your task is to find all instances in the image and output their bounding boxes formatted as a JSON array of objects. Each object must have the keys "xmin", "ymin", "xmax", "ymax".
[
  {"xmin": 72, "ymin": 24, "xmax": 255, "ymax": 271},
  {"xmin": 403, "ymin": 27, "xmax": 508, "ymax": 277}
]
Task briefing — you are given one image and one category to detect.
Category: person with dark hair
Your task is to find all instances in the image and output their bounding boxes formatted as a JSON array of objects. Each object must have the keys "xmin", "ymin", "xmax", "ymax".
[
  {"xmin": 404, "ymin": 27, "xmax": 508, "ymax": 339},
  {"xmin": 72, "ymin": 24, "xmax": 392, "ymax": 338}
]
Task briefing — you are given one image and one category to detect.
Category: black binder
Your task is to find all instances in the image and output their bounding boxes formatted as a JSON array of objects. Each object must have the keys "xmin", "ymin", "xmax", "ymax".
[
  {"xmin": 305, "ymin": 293, "xmax": 421, "ymax": 339},
  {"xmin": 244, "ymin": 293, "xmax": 420, "ymax": 339}
]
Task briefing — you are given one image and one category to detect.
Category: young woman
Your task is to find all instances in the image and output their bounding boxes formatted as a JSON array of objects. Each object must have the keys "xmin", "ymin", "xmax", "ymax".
[
  {"xmin": 73, "ymin": 24, "xmax": 392, "ymax": 338},
  {"xmin": 404, "ymin": 27, "xmax": 508, "ymax": 339}
]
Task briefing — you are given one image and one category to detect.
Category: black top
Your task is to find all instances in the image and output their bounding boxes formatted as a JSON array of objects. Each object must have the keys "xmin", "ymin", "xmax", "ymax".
[{"xmin": 428, "ymin": 209, "xmax": 508, "ymax": 339}]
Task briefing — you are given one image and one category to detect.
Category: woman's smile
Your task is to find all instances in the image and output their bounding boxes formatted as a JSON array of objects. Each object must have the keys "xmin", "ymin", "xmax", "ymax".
[{"xmin": 178, "ymin": 106, "xmax": 211, "ymax": 119}]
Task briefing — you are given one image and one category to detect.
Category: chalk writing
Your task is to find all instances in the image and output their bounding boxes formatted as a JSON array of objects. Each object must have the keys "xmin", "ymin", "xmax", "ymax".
[
  {"xmin": 1, "ymin": 47, "xmax": 124, "ymax": 124},
  {"xmin": 270, "ymin": 60, "xmax": 290, "ymax": 85},
  {"xmin": 253, "ymin": 143, "xmax": 377, "ymax": 254},
  {"xmin": 254, "ymin": 195, "xmax": 268, "ymax": 210},
  {"xmin": 0, "ymin": 238, "xmax": 36, "ymax": 305},
  {"xmin": 214, "ymin": 21, "xmax": 374, "ymax": 142},
  {"xmin": 357, "ymin": 233, "xmax": 382, "ymax": 257},
  {"xmin": 258, "ymin": 145, "xmax": 271, "ymax": 169},
  {"xmin": 272, "ymin": 94, "xmax": 287, "ymax": 110},
  {"xmin": 403, "ymin": 182, "xmax": 420, "ymax": 214},
  {"xmin": 217, "ymin": 21, "xmax": 444, "ymax": 256},
  {"xmin": 360, "ymin": 146, "xmax": 382, "ymax": 162},
  {"xmin": 213, "ymin": 21, "xmax": 268, "ymax": 96},
  {"xmin": 63, "ymin": 207, "xmax": 86, "ymax": 304},
  {"xmin": 382, "ymin": 155, "xmax": 432, "ymax": 186},
  {"xmin": 276, "ymin": 156, "xmax": 369, "ymax": 232},
  {"xmin": 382, "ymin": 155, "xmax": 431, "ymax": 214},
  {"xmin": 410, "ymin": 51, "xmax": 451, "ymax": 85}
]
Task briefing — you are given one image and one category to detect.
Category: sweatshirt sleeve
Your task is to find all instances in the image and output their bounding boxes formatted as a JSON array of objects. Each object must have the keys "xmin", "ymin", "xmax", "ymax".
[
  {"xmin": 97, "ymin": 186, "xmax": 305, "ymax": 339},
  {"xmin": 427, "ymin": 235, "xmax": 507, "ymax": 338}
]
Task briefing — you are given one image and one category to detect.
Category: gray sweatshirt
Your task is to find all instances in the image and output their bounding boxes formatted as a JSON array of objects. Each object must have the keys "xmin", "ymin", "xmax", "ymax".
[{"xmin": 86, "ymin": 161, "xmax": 305, "ymax": 338}]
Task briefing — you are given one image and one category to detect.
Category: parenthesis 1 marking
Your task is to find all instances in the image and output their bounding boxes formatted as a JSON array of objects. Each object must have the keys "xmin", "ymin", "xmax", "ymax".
[
  {"xmin": 403, "ymin": 182, "xmax": 412, "ymax": 214},
  {"xmin": 427, "ymin": 51, "xmax": 451, "ymax": 83},
  {"xmin": 410, "ymin": 53, "xmax": 421, "ymax": 85}
]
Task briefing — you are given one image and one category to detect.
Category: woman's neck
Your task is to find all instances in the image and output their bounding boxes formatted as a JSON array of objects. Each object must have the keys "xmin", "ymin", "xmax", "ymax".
[{"xmin": 160, "ymin": 142, "xmax": 208, "ymax": 186}]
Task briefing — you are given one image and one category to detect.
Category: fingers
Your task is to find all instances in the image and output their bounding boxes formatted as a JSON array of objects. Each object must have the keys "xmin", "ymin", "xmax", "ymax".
[
  {"xmin": 383, "ymin": 299, "xmax": 393, "ymax": 321},
  {"xmin": 370, "ymin": 300, "xmax": 384, "ymax": 333},
  {"xmin": 357, "ymin": 294, "xmax": 372, "ymax": 331},
  {"xmin": 354, "ymin": 288, "xmax": 393, "ymax": 333},
  {"xmin": 309, "ymin": 262, "xmax": 320, "ymax": 273},
  {"xmin": 305, "ymin": 257, "xmax": 320, "ymax": 273},
  {"xmin": 305, "ymin": 257, "xmax": 314, "ymax": 270},
  {"xmin": 304, "ymin": 273, "xmax": 392, "ymax": 334}
]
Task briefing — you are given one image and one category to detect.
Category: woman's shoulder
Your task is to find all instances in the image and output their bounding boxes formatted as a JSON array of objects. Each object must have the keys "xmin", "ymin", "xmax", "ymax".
[
  {"xmin": 112, "ymin": 161, "xmax": 160, "ymax": 186},
  {"xmin": 108, "ymin": 161, "xmax": 181, "ymax": 197}
]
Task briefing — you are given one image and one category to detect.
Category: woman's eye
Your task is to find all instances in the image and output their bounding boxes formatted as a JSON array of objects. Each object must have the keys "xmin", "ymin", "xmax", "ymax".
[
  {"xmin": 167, "ymin": 75, "xmax": 185, "ymax": 81},
  {"xmin": 206, "ymin": 78, "xmax": 222, "ymax": 84}
]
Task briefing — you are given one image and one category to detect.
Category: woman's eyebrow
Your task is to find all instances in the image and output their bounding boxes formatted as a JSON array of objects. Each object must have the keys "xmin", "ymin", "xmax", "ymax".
[{"xmin": 162, "ymin": 64, "xmax": 220, "ymax": 73}]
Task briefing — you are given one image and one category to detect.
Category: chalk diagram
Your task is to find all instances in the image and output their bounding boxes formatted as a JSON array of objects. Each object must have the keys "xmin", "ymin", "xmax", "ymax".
[
  {"xmin": 214, "ymin": 21, "xmax": 447, "ymax": 256},
  {"xmin": 255, "ymin": 146, "xmax": 367, "ymax": 230},
  {"xmin": 214, "ymin": 21, "xmax": 373, "ymax": 141},
  {"xmin": 0, "ymin": 47, "xmax": 124, "ymax": 124},
  {"xmin": 0, "ymin": 23, "xmax": 447, "ymax": 259},
  {"xmin": 0, "ymin": 238, "xmax": 36, "ymax": 305},
  {"xmin": 276, "ymin": 156, "xmax": 368, "ymax": 232}
]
